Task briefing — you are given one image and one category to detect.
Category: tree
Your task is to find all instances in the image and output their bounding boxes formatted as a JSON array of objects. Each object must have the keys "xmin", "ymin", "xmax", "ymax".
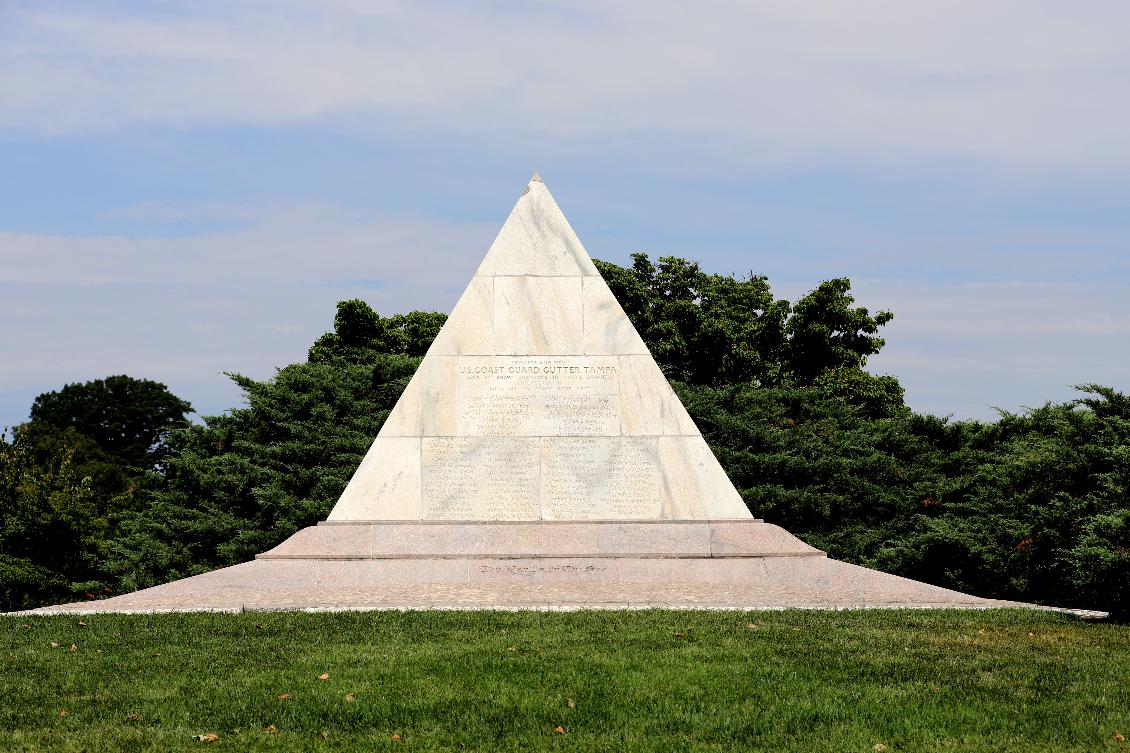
[
  {"xmin": 786, "ymin": 278, "xmax": 894, "ymax": 383},
  {"xmin": 595, "ymin": 254, "xmax": 790, "ymax": 387},
  {"xmin": 30, "ymin": 376, "xmax": 193, "ymax": 470},
  {"xmin": 308, "ymin": 301, "xmax": 446, "ymax": 364},
  {"xmin": 0, "ymin": 425, "xmax": 111, "ymax": 610},
  {"xmin": 105, "ymin": 301, "xmax": 445, "ymax": 591},
  {"xmin": 597, "ymin": 254, "xmax": 903, "ymax": 417}
]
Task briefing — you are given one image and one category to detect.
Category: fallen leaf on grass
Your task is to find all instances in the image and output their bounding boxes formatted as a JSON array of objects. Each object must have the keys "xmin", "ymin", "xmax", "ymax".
[
  {"xmin": 265, "ymin": 724, "xmax": 278, "ymax": 733},
  {"xmin": 318, "ymin": 672, "xmax": 330, "ymax": 681},
  {"xmin": 344, "ymin": 693, "xmax": 355, "ymax": 702},
  {"xmin": 673, "ymin": 632, "xmax": 686, "ymax": 638},
  {"xmin": 192, "ymin": 733, "xmax": 219, "ymax": 743},
  {"xmin": 874, "ymin": 744, "xmax": 888, "ymax": 752},
  {"xmin": 57, "ymin": 709, "xmax": 67, "ymax": 717},
  {"xmin": 746, "ymin": 623, "xmax": 758, "ymax": 629},
  {"xmin": 1115, "ymin": 730, "xmax": 1125, "ymax": 743},
  {"xmin": 278, "ymin": 693, "xmax": 291, "ymax": 700},
  {"xmin": 553, "ymin": 726, "xmax": 566, "ymax": 734},
  {"xmin": 390, "ymin": 733, "xmax": 401, "ymax": 741},
  {"xmin": 78, "ymin": 621, "xmax": 87, "ymax": 627},
  {"xmin": 70, "ymin": 644, "xmax": 77, "ymax": 652},
  {"xmin": 50, "ymin": 642, "xmax": 59, "ymax": 648},
  {"xmin": 319, "ymin": 730, "xmax": 329, "ymax": 740},
  {"xmin": 566, "ymin": 698, "xmax": 576, "ymax": 709},
  {"xmin": 127, "ymin": 714, "xmax": 140, "ymax": 722}
]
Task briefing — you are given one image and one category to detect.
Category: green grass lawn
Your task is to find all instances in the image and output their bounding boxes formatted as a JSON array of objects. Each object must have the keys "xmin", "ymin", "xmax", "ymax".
[{"xmin": 2, "ymin": 609, "xmax": 1127, "ymax": 752}]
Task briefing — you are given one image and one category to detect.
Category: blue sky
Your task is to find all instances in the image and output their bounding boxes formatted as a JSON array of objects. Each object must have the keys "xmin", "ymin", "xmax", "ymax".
[{"xmin": 2, "ymin": 0, "xmax": 1129, "ymax": 427}]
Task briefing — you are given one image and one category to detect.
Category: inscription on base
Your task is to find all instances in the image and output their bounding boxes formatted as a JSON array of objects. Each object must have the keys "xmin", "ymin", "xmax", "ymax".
[
  {"xmin": 541, "ymin": 438, "xmax": 660, "ymax": 519},
  {"xmin": 476, "ymin": 562, "xmax": 610, "ymax": 578},
  {"xmin": 422, "ymin": 437, "xmax": 539, "ymax": 519}
]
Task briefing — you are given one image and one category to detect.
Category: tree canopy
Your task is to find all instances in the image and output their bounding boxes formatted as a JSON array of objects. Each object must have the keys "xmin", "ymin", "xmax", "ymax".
[{"xmin": 30, "ymin": 375, "xmax": 193, "ymax": 470}]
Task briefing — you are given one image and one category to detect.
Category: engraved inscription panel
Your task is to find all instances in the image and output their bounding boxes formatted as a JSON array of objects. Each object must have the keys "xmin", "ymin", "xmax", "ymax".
[
  {"xmin": 474, "ymin": 561, "xmax": 611, "ymax": 580},
  {"xmin": 457, "ymin": 356, "xmax": 620, "ymax": 436},
  {"xmin": 540, "ymin": 437, "xmax": 660, "ymax": 520},
  {"xmin": 422, "ymin": 437, "xmax": 539, "ymax": 519}
]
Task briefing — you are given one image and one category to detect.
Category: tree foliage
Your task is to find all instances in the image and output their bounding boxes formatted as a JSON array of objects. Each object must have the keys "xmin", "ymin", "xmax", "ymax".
[
  {"xmin": 30, "ymin": 375, "xmax": 193, "ymax": 470},
  {"xmin": 0, "ymin": 426, "xmax": 112, "ymax": 610},
  {"xmin": 595, "ymin": 255, "xmax": 791, "ymax": 387},
  {"xmin": 595, "ymin": 254, "xmax": 904, "ymax": 417},
  {"xmin": 105, "ymin": 303, "xmax": 445, "ymax": 592}
]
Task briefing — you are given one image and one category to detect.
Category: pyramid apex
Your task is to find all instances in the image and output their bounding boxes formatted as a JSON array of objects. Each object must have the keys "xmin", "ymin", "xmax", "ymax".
[
  {"xmin": 530, "ymin": 171, "xmax": 543, "ymax": 183},
  {"xmin": 482, "ymin": 172, "xmax": 599, "ymax": 277}
]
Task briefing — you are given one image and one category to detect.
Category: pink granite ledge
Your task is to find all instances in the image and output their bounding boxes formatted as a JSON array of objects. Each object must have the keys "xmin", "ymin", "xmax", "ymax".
[
  {"xmin": 257, "ymin": 520, "xmax": 821, "ymax": 560},
  {"xmin": 317, "ymin": 519, "xmax": 765, "ymax": 525}
]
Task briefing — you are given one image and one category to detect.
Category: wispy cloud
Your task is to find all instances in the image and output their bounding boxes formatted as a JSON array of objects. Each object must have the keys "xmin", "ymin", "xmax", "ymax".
[
  {"xmin": 861, "ymin": 278, "xmax": 1130, "ymax": 417},
  {"xmin": 4, "ymin": 1, "xmax": 1130, "ymax": 170},
  {"xmin": 0, "ymin": 202, "xmax": 494, "ymax": 289},
  {"xmin": 0, "ymin": 200, "xmax": 494, "ymax": 425},
  {"xmin": 101, "ymin": 200, "xmax": 263, "ymax": 224}
]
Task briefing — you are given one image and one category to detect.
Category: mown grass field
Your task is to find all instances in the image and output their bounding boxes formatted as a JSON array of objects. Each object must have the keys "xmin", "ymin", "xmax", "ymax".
[{"xmin": 2, "ymin": 609, "xmax": 1127, "ymax": 752}]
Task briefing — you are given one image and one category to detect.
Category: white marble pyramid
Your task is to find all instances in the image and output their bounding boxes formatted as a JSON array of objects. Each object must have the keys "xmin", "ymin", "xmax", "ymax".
[{"xmin": 330, "ymin": 175, "xmax": 750, "ymax": 522}]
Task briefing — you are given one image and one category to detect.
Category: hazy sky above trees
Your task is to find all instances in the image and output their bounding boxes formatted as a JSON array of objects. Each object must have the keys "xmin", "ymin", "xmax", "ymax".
[{"xmin": 2, "ymin": 0, "xmax": 1129, "ymax": 425}]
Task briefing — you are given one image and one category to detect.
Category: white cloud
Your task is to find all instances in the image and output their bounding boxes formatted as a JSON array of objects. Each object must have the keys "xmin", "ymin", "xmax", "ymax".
[
  {"xmin": 860, "ymin": 278, "xmax": 1130, "ymax": 418},
  {"xmin": 0, "ymin": 200, "xmax": 495, "ymax": 425},
  {"xmin": 3, "ymin": 1, "xmax": 1130, "ymax": 169},
  {"xmin": 0, "ymin": 201, "xmax": 495, "ymax": 289}
]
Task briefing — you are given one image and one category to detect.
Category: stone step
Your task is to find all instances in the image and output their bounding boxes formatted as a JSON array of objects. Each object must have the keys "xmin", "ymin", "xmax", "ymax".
[{"xmin": 256, "ymin": 520, "xmax": 821, "ymax": 560}]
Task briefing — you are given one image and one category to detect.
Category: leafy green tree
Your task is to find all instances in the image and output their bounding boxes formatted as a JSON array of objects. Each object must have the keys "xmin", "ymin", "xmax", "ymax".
[
  {"xmin": 19, "ymin": 421, "xmax": 133, "ymax": 503},
  {"xmin": 596, "ymin": 255, "xmax": 901, "ymax": 416},
  {"xmin": 308, "ymin": 301, "xmax": 446, "ymax": 364},
  {"xmin": 595, "ymin": 254, "xmax": 791, "ymax": 387},
  {"xmin": 786, "ymin": 278, "xmax": 893, "ymax": 383},
  {"xmin": 0, "ymin": 425, "xmax": 112, "ymax": 610},
  {"xmin": 30, "ymin": 375, "xmax": 193, "ymax": 470},
  {"xmin": 677, "ymin": 381, "xmax": 935, "ymax": 552},
  {"xmin": 876, "ymin": 385, "xmax": 1130, "ymax": 617},
  {"xmin": 106, "ymin": 301, "xmax": 446, "ymax": 591}
]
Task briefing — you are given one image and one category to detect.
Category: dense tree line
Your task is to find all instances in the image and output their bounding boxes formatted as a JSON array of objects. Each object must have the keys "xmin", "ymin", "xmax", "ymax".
[{"xmin": 1, "ymin": 256, "xmax": 1126, "ymax": 618}]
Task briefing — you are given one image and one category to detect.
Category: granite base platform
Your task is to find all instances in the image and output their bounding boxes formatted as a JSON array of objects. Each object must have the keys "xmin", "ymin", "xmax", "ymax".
[{"xmin": 24, "ymin": 521, "xmax": 1101, "ymax": 616}]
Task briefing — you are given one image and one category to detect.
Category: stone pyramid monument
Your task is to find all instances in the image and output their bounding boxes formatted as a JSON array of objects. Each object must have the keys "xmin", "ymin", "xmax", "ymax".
[
  {"xmin": 329, "ymin": 173, "xmax": 747, "ymax": 523},
  {"xmin": 29, "ymin": 175, "xmax": 1061, "ymax": 614}
]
